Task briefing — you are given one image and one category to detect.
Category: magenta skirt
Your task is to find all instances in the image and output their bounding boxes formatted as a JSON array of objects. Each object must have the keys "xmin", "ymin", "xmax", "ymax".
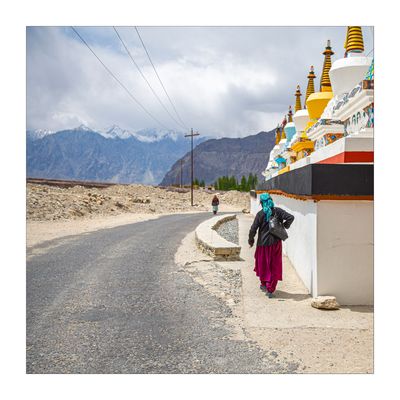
[{"xmin": 254, "ymin": 241, "xmax": 283, "ymax": 282}]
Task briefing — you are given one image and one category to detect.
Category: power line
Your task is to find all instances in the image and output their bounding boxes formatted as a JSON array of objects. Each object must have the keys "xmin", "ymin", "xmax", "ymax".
[
  {"xmin": 185, "ymin": 128, "xmax": 200, "ymax": 206},
  {"xmin": 134, "ymin": 26, "xmax": 188, "ymax": 130},
  {"xmin": 70, "ymin": 26, "xmax": 171, "ymax": 131},
  {"xmin": 113, "ymin": 27, "xmax": 186, "ymax": 130}
]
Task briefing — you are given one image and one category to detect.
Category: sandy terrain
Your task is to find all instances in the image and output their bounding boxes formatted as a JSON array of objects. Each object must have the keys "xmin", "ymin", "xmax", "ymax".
[
  {"xmin": 26, "ymin": 213, "xmax": 162, "ymax": 248},
  {"xmin": 27, "ymin": 183, "xmax": 249, "ymax": 247}
]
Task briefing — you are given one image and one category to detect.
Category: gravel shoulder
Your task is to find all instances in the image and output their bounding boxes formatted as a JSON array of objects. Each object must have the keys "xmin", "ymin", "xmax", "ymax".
[{"xmin": 215, "ymin": 217, "xmax": 239, "ymax": 245}]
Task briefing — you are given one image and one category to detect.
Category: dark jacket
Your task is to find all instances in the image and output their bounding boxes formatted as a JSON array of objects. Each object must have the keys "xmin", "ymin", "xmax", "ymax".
[
  {"xmin": 212, "ymin": 197, "xmax": 219, "ymax": 206},
  {"xmin": 248, "ymin": 207, "xmax": 295, "ymax": 247}
]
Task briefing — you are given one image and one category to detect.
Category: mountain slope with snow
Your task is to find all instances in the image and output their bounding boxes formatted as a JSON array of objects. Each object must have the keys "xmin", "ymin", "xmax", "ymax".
[{"xmin": 27, "ymin": 126, "xmax": 204, "ymax": 185}]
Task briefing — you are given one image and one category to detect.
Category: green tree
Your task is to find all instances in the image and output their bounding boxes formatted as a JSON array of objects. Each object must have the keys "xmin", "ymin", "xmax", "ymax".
[
  {"xmin": 222, "ymin": 176, "xmax": 228, "ymax": 190},
  {"xmin": 240, "ymin": 175, "xmax": 247, "ymax": 192},
  {"xmin": 228, "ymin": 176, "xmax": 234, "ymax": 190},
  {"xmin": 253, "ymin": 174, "xmax": 258, "ymax": 189},
  {"xmin": 249, "ymin": 173, "xmax": 255, "ymax": 191},
  {"xmin": 200, "ymin": 179, "xmax": 205, "ymax": 188}
]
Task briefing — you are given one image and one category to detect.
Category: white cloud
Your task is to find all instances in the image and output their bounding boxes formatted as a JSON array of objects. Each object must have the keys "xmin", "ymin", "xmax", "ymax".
[{"xmin": 26, "ymin": 26, "xmax": 373, "ymax": 137}]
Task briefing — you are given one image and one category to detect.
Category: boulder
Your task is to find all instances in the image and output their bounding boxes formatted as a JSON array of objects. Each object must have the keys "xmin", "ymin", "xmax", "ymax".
[
  {"xmin": 311, "ymin": 296, "xmax": 340, "ymax": 310},
  {"xmin": 242, "ymin": 208, "xmax": 250, "ymax": 214}
]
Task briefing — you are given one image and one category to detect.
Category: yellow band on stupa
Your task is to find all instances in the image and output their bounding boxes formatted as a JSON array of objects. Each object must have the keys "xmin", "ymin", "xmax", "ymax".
[{"xmin": 345, "ymin": 26, "xmax": 364, "ymax": 53}]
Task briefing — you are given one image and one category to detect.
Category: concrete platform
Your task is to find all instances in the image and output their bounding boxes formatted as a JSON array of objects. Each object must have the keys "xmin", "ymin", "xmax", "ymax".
[
  {"xmin": 237, "ymin": 214, "xmax": 373, "ymax": 372},
  {"xmin": 238, "ymin": 214, "xmax": 373, "ymax": 329}
]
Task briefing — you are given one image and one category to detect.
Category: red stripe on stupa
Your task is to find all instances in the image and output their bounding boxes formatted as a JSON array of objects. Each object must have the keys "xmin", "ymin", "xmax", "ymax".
[{"xmin": 317, "ymin": 151, "xmax": 374, "ymax": 164}]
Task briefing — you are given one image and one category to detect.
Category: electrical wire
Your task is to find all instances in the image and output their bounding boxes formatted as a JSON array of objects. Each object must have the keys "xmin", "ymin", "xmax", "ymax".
[
  {"xmin": 113, "ymin": 27, "xmax": 186, "ymax": 130},
  {"xmin": 134, "ymin": 26, "xmax": 188, "ymax": 130},
  {"xmin": 70, "ymin": 26, "xmax": 171, "ymax": 131}
]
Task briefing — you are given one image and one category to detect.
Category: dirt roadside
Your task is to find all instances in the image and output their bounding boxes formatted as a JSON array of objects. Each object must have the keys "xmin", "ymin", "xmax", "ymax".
[{"xmin": 27, "ymin": 183, "xmax": 249, "ymax": 247}]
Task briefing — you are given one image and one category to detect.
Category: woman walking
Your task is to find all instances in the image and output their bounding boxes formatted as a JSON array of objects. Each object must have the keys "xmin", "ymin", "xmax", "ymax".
[
  {"xmin": 248, "ymin": 193, "xmax": 294, "ymax": 298},
  {"xmin": 211, "ymin": 195, "xmax": 219, "ymax": 215}
]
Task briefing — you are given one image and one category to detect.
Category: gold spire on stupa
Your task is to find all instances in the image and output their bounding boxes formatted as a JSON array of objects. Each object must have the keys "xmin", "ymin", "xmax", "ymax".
[
  {"xmin": 281, "ymin": 121, "xmax": 286, "ymax": 140},
  {"xmin": 344, "ymin": 26, "xmax": 364, "ymax": 54},
  {"xmin": 305, "ymin": 66, "xmax": 316, "ymax": 105},
  {"xmin": 275, "ymin": 124, "xmax": 281, "ymax": 145},
  {"xmin": 320, "ymin": 40, "xmax": 334, "ymax": 92},
  {"xmin": 288, "ymin": 105, "xmax": 293, "ymax": 123},
  {"xmin": 280, "ymin": 116, "xmax": 287, "ymax": 139},
  {"xmin": 294, "ymin": 85, "xmax": 302, "ymax": 112}
]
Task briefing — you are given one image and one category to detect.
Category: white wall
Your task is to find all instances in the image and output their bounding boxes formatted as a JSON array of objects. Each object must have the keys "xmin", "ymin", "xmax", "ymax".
[
  {"xmin": 272, "ymin": 195, "xmax": 317, "ymax": 294},
  {"xmin": 250, "ymin": 195, "xmax": 262, "ymax": 215},
  {"xmin": 249, "ymin": 193, "xmax": 373, "ymax": 305},
  {"xmin": 316, "ymin": 200, "xmax": 374, "ymax": 305}
]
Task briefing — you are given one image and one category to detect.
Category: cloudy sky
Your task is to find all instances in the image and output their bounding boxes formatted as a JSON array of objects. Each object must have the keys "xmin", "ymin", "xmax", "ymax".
[{"xmin": 27, "ymin": 26, "xmax": 373, "ymax": 137}]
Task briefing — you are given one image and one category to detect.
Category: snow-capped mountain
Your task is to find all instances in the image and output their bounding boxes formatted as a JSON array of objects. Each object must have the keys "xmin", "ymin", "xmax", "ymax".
[
  {"xmin": 27, "ymin": 125, "xmax": 94, "ymax": 140},
  {"xmin": 74, "ymin": 124, "xmax": 94, "ymax": 132},
  {"xmin": 26, "ymin": 125, "xmax": 205, "ymax": 185},
  {"xmin": 27, "ymin": 129, "xmax": 55, "ymax": 140},
  {"xmin": 100, "ymin": 125, "xmax": 183, "ymax": 142},
  {"xmin": 27, "ymin": 124, "xmax": 185, "ymax": 143},
  {"xmin": 101, "ymin": 125, "xmax": 134, "ymax": 139}
]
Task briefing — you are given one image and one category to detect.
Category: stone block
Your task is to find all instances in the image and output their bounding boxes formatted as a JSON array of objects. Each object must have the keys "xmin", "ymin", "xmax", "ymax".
[{"xmin": 311, "ymin": 296, "xmax": 340, "ymax": 310}]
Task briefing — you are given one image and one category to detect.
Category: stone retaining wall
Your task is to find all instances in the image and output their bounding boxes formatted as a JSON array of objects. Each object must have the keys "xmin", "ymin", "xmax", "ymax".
[{"xmin": 195, "ymin": 214, "xmax": 241, "ymax": 260}]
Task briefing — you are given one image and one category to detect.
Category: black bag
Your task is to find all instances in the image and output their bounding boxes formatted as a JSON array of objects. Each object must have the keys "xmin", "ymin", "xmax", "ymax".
[{"xmin": 269, "ymin": 213, "xmax": 288, "ymax": 241}]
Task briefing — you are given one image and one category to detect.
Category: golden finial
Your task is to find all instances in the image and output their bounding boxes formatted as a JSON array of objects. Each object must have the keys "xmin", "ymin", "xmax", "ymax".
[
  {"xmin": 320, "ymin": 40, "xmax": 334, "ymax": 92},
  {"xmin": 305, "ymin": 66, "xmax": 316, "ymax": 105},
  {"xmin": 275, "ymin": 124, "xmax": 281, "ymax": 145},
  {"xmin": 288, "ymin": 106, "xmax": 293, "ymax": 123},
  {"xmin": 294, "ymin": 85, "xmax": 302, "ymax": 112},
  {"xmin": 280, "ymin": 118, "xmax": 287, "ymax": 139},
  {"xmin": 344, "ymin": 26, "xmax": 364, "ymax": 54}
]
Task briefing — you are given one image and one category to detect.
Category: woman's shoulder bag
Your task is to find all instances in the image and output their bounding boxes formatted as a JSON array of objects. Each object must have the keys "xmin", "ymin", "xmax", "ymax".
[{"xmin": 269, "ymin": 209, "xmax": 288, "ymax": 241}]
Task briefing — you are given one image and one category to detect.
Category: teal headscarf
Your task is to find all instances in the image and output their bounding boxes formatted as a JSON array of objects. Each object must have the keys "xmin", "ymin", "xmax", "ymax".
[{"xmin": 260, "ymin": 193, "xmax": 274, "ymax": 222}]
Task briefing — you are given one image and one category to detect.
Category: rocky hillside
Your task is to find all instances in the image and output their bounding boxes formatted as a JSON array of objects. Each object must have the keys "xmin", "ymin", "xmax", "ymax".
[
  {"xmin": 26, "ymin": 126, "xmax": 205, "ymax": 185},
  {"xmin": 160, "ymin": 130, "xmax": 275, "ymax": 186}
]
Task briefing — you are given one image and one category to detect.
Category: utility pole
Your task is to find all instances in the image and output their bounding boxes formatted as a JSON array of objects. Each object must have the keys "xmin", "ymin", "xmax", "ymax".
[
  {"xmin": 181, "ymin": 158, "xmax": 183, "ymax": 187},
  {"xmin": 185, "ymin": 128, "xmax": 199, "ymax": 206}
]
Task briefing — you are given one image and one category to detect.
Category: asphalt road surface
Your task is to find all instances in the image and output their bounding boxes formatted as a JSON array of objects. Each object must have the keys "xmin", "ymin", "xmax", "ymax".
[{"xmin": 27, "ymin": 213, "xmax": 296, "ymax": 373}]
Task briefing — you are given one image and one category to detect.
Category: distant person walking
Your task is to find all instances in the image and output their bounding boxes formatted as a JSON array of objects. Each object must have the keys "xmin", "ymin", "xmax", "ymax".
[
  {"xmin": 211, "ymin": 195, "xmax": 219, "ymax": 215},
  {"xmin": 248, "ymin": 193, "xmax": 294, "ymax": 298}
]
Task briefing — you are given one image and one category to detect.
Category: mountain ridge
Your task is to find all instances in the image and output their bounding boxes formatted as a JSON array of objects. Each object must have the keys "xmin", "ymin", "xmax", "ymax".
[
  {"xmin": 160, "ymin": 130, "xmax": 275, "ymax": 186},
  {"xmin": 27, "ymin": 126, "xmax": 205, "ymax": 185},
  {"xmin": 27, "ymin": 126, "xmax": 275, "ymax": 186},
  {"xmin": 27, "ymin": 125, "xmax": 185, "ymax": 143}
]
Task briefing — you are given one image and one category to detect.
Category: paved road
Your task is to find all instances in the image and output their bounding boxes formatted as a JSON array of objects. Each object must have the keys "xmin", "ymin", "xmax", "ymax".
[{"xmin": 27, "ymin": 213, "xmax": 296, "ymax": 373}]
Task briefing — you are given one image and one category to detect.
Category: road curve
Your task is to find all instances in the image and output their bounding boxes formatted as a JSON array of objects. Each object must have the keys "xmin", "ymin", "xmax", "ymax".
[{"xmin": 27, "ymin": 213, "xmax": 295, "ymax": 373}]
